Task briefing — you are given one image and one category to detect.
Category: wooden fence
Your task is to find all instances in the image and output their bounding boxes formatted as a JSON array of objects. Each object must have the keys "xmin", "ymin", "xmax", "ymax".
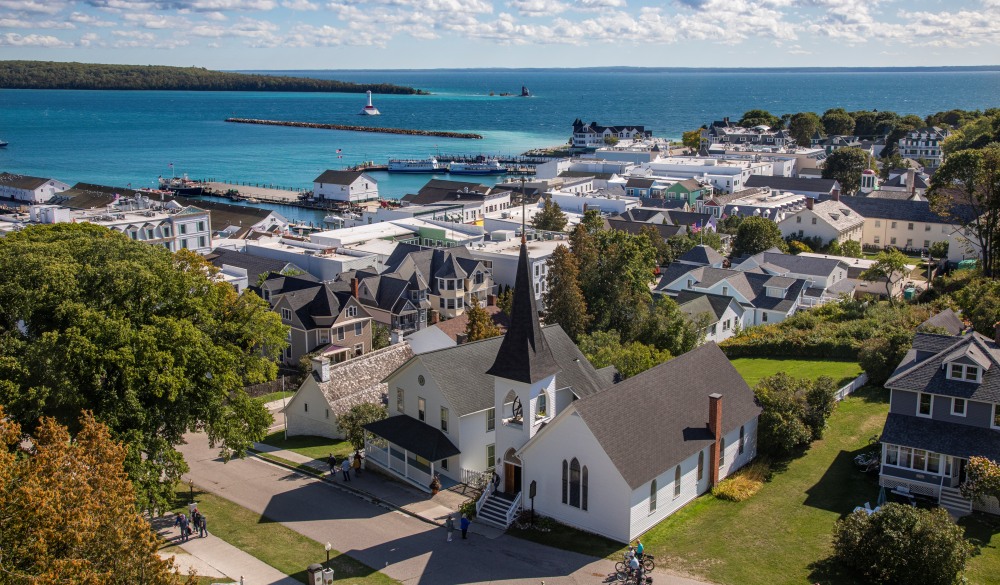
[{"xmin": 244, "ymin": 375, "xmax": 298, "ymax": 398}]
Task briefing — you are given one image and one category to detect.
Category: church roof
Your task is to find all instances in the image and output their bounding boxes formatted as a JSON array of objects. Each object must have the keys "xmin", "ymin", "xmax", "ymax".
[{"xmin": 485, "ymin": 242, "xmax": 561, "ymax": 384}]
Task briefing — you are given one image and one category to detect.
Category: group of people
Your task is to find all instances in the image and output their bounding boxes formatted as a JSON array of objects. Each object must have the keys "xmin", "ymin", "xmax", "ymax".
[
  {"xmin": 445, "ymin": 513, "xmax": 471, "ymax": 541},
  {"xmin": 625, "ymin": 539, "xmax": 648, "ymax": 582},
  {"xmin": 174, "ymin": 508, "xmax": 208, "ymax": 542},
  {"xmin": 328, "ymin": 450, "xmax": 365, "ymax": 482}
]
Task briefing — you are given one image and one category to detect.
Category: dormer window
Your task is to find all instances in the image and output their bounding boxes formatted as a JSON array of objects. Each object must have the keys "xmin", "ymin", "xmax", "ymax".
[{"xmin": 948, "ymin": 363, "xmax": 981, "ymax": 382}]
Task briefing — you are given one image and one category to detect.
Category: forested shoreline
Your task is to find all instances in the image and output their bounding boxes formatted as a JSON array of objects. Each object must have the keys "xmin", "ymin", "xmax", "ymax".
[{"xmin": 0, "ymin": 61, "xmax": 426, "ymax": 94}]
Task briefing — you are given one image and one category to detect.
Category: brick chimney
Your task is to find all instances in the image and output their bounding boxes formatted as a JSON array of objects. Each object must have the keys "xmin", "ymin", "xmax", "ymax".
[
  {"xmin": 708, "ymin": 393, "xmax": 723, "ymax": 487},
  {"xmin": 806, "ymin": 197, "xmax": 814, "ymax": 211},
  {"xmin": 311, "ymin": 355, "xmax": 331, "ymax": 383},
  {"xmin": 487, "ymin": 293, "xmax": 497, "ymax": 307},
  {"xmin": 994, "ymin": 321, "xmax": 1000, "ymax": 345},
  {"xmin": 907, "ymin": 169, "xmax": 916, "ymax": 197},
  {"xmin": 831, "ymin": 189, "xmax": 840, "ymax": 202},
  {"xmin": 350, "ymin": 277, "xmax": 359, "ymax": 298}
]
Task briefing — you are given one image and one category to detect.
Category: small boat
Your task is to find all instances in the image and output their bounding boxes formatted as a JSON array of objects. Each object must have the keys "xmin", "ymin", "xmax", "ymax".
[
  {"xmin": 244, "ymin": 197, "xmax": 260, "ymax": 204},
  {"xmin": 449, "ymin": 158, "xmax": 506, "ymax": 175},
  {"xmin": 520, "ymin": 85, "xmax": 531, "ymax": 97},
  {"xmin": 388, "ymin": 158, "xmax": 443, "ymax": 173},
  {"xmin": 359, "ymin": 90, "xmax": 380, "ymax": 116},
  {"xmin": 0, "ymin": 140, "xmax": 8, "ymax": 148},
  {"xmin": 158, "ymin": 174, "xmax": 204, "ymax": 195}
]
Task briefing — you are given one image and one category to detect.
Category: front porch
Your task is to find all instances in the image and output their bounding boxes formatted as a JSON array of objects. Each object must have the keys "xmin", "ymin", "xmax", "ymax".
[
  {"xmin": 879, "ymin": 443, "xmax": 973, "ymax": 516},
  {"xmin": 363, "ymin": 415, "xmax": 460, "ymax": 493}
]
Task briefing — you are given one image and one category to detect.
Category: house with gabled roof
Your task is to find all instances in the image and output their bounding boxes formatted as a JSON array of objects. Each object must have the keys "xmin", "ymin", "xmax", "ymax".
[
  {"xmin": 675, "ymin": 291, "xmax": 747, "ymax": 343},
  {"xmin": 880, "ymin": 328, "xmax": 1000, "ymax": 517},
  {"xmin": 364, "ymin": 233, "xmax": 762, "ymax": 542},
  {"xmin": 312, "ymin": 170, "xmax": 378, "ymax": 203},
  {"xmin": 256, "ymin": 273, "xmax": 373, "ymax": 366},
  {"xmin": 734, "ymin": 250, "xmax": 852, "ymax": 307},
  {"xmin": 838, "ymin": 195, "xmax": 976, "ymax": 253},
  {"xmin": 778, "ymin": 197, "xmax": 865, "ymax": 245},
  {"xmin": 0, "ymin": 172, "xmax": 69, "ymax": 203}
]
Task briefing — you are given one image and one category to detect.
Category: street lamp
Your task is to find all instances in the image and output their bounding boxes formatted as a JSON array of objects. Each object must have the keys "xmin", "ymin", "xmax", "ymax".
[
  {"xmin": 188, "ymin": 479, "xmax": 194, "ymax": 503},
  {"xmin": 325, "ymin": 542, "xmax": 333, "ymax": 565}
]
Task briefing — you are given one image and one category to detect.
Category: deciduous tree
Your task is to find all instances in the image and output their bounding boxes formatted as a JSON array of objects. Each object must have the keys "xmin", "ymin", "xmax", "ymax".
[
  {"xmin": 543, "ymin": 245, "xmax": 592, "ymax": 340},
  {"xmin": 0, "ymin": 408, "xmax": 193, "ymax": 584},
  {"xmin": 584, "ymin": 229, "xmax": 657, "ymax": 341},
  {"xmin": 789, "ymin": 111, "xmax": 823, "ymax": 146},
  {"xmin": 842, "ymin": 239, "xmax": 863, "ymax": 258},
  {"xmin": 753, "ymin": 373, "xmax": 838, "ymax": 456},
  {"xmin": 577, "ymin": 330, "xmax": 671, "ymax": 380},
  {"xmin": 0, "ymin": 224, "xmax": 288, "ymax": 513},
  {"xmin": 822, "ymin": 108, "xmax": 856, "ymax": 136},
  {"xmin": 465, "ymin": 297, "xmax": 502, "ymax": 342},
  {"xmin": 732, "ymin": 215, "xmax": 786, "ymax": 257},
  {"xmin": 961, "ymin": 456, "xmax": 1000, "ymax": 503},
  {"xmin": 638, "ymin": 295, "xmax": 706, "ymax": 356},
  {"xmin": 682, "ymin": 128, "xmax": 703, "ymax": 150},
  {"xmin": 739, "ymin": 109, "xmax": 781, "ymax": 129},
  {"xmin": 823, "ymin": 147, "xmax": 876, "ymax": 195},
  {"xmin": 338, "ymin": 403, "xmax": 388, "ymax": 451},
  {"xmin": 861, "ymin": 248, "xmax": 909, "ymax": 304},
  {"xmin": 372, "ymin": 322, "xmax": 391, "ymax": 350}
]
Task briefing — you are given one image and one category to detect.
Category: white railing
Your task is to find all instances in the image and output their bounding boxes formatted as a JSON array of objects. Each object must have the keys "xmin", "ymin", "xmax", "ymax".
[
  {"xmin": 505, "ymin": 491, "xmax": 522, "ymax": 527},
  {"xmin": 366, "ymin": 444, "xmax": 389, "ymax": 467},
  {"xmin": 476, "ymin": 480, "xmax": 495, "ymax": 517},
  {"xmin": 835, "ymin": 373, "xmax": 869, "ymax": 401}
]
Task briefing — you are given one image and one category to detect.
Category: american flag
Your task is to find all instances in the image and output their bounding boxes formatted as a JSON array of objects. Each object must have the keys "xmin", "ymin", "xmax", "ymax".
[{"xmin": 691, "ymin": 220, "xmax": 701, "ymax": 233}]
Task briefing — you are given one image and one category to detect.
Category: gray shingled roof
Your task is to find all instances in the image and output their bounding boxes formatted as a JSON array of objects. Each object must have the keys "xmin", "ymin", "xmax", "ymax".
[
  {"xmin": 887, "ymin": 332, "xmax": 1000, "ymax": 403},
  {"xmin": 411, "ymin": 325, "xmax": 605, "ymax": 417},
  {"xmin": 677, "ymin": 245, "xmax": 724, "ymax": 267},
  {"xmin": 208, "ymin": 248, "xmax": 302, "ymax": 285},
  {"xmin": 919, "ymin": 309, "xmax": 965, "ymax": 336},
  {"xmin": 313, "ymin": 170, "xmax": 365, "ymax": 185},
  {"xmin": 308, "ymin": 343, "xmax": 415, "ymax": 416},
  {"xmin": 573, "ymin": 343, "xmax": 761, "ymax": 490},
  {"xmin": 744, "ymin": 175, "xmax": 839, "ymax": 193},
  {"xmin": 839, "ymin": 195, "xmax": 977, "ymax": 224},
  {"xmin": 0, "ymin": 172, "xmax": 53, "ymax": 191},
  {"xmin": 881, "ymin": 413, "xmax": 1000, "ymax": 461},
  {"xmin": 675, "ymin": 291, "xmax": 737, "ymax": 322},
  {"xmin": 746, "ymin": 251, "xmax": 847, "ymax": 278}
]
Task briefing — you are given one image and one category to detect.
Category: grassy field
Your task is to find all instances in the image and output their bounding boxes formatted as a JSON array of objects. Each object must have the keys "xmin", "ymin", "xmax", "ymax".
[
  {"xmin": 639, "ymin": 386, "xmax": 888, "ymax": 585},
  {"xmin": 168, "ymin": 488, "xmax": 396, "ymax": 585},
  {"xmin": 730, "ymin": 357, "xmax": 863, "ymax": 388},
  {"xmin": 259, "ymin": 430, "xmax": 355, "ymax": 462},
  {"xmin": 254, "ymin": 391, "xmax": 295, "ymax": 403}
]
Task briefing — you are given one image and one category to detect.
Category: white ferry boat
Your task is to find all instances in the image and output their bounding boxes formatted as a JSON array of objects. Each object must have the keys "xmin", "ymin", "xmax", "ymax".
[
  {"xmin": 449, "ymin": 159, "xmax": 506, "ymax": 175},
  {"xmin": 387, "ymin": 158, "xmax": 443, "ymax": 173}
]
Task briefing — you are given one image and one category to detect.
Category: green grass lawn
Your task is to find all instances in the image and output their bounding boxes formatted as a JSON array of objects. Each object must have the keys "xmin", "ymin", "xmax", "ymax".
[
  {"xmin": 258, "ymin": 431, "xmax": 355, "ymax": 462},
  {"xmin": 731, "ymin": 357, "xmax": 863, "ymax": 388},
  {"xmin": 639, "ymin": 386, "xmax": 888, "ymax": 585},
  {"xmin": 254, "ymin": 391, "xmax": 295, "ymax": 403},
  {"xmin": 960, "ymin": 514, "xmax": 1000, "ymax": 584},
  {"xmin": 169, "ymin": 488, "xmax": 396, "ymax": 585}
]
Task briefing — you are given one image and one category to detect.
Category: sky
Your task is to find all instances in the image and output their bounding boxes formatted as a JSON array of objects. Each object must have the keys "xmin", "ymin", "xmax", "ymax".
[{"xmin": 0, "ymin": 0, "xmax": 999, "ymax": 69}]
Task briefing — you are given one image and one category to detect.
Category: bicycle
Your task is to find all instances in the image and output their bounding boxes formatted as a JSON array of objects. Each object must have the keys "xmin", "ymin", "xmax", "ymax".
[{"xmin": 615, "ymin": 553, "xmax": 654, "ymax": 575}]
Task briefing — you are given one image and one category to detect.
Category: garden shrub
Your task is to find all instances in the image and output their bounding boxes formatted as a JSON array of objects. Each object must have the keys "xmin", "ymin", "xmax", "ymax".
[
  {"xmin": 754, "ymin": 373, "xmax": 838, "ymax": 457},
  {"xmin": 833, "ymin": 504, "xmax": 973, "ymax": 585},
  {"xmin": 858, "ymin": 331, "xmax": 913, "ymax": 386},
  {"xmin": 711, "ymin": 460, "xmax": 770, "ymax": 502}
]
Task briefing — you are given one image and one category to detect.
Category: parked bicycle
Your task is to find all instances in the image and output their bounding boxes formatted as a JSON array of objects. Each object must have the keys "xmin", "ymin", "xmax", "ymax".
[{"xmin": 615, "ymin": 550, "xmax": 655, "ymax": 574}]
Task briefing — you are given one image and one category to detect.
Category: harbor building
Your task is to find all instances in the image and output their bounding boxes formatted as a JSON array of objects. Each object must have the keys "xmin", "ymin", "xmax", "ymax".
[
  {"xmin": 0, "ymin": 173, "xmax": 70, "ymax": 204},
  {"xmin": 312, "ymin": 170, "xmax": 379, "ymax": 203}
]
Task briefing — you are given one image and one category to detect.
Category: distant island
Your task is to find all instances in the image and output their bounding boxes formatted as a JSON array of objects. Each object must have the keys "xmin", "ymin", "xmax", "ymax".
[{"xmin": 0, "ymin": 61, "xmax": 427, "ymax": 94}]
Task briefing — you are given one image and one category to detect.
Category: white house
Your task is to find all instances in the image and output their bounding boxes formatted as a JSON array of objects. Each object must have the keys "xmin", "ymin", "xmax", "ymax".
[
  {"xmin": 0, "ymin": 173, "xmax": 69, "ymax": 204},
  {"xmin": 839, "ymin": 196, "xmax": 976, "ymax": 253},
  {"xmin": 897, "ymin": 127, "xmax": 949, "ymax": 170},
  {"xmin": 313, "ymin": 170, "xmax": 379, "ymax": 203},
  {"xmin": 779, "ymin": 197, "xmax": 865, "ymax": 245},
  {"xmin": 363, "ymin": 236, "xmax": 761, "ymax": 542},
  {"xmin": 284, "ymin": 343, "xmax": 415, "ymax": 439},
  {"xmin": 675, "ymin": 291, "xmax": 748, "ymax": 343}
]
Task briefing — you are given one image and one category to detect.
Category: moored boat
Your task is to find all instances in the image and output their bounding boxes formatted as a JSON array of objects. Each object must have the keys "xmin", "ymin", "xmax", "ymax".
[
  {"xmin": 0, "ymin": 140, "xmax": 8, "ymax": 148},
  {"xmin": 449, "ymin": 159, "xmax": 506, "ymax": 175},
  {"xmin": 158, "ymin": 174, "xmax": 205, "ymax": 195},
  {"xmin": 387, "ymin": 158, "xmax": 443, "ymax": 173}
]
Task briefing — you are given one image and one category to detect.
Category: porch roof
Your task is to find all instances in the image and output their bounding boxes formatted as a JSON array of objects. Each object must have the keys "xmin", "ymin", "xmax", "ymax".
[
  {"xmin": 364, "ymin": 415, "xmax": 460, "ymax": 461},
  {"xmin": 881, "ymin": 413, "xmax": 1000, "ymax": 460}
]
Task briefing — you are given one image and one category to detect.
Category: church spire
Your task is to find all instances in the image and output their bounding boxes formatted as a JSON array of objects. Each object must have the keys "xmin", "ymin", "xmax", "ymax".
[{"xmin": 485, "ymin": 241, "xmax": 560, "ymax": 384}]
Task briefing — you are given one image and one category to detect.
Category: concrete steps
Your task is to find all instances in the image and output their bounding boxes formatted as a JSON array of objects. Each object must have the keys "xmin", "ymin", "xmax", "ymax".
[{"xmin": 939, "ymin": 486, "xmax": 973, "ymax": 517}]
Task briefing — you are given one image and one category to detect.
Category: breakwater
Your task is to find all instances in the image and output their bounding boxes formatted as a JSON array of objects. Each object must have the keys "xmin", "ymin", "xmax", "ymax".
[{"xmin": 225, "ymin": 118, "xmax": 483, "ymax": 139}]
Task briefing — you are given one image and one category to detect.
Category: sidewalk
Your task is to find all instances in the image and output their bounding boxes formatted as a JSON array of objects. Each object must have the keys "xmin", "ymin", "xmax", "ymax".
[
  {"xmin": 155, "ymin": 514, "xmax": 299, "ymax": 585},
  {"xmin": 251, "ymin": 442, "xmax": 505, "ymax": 539}
]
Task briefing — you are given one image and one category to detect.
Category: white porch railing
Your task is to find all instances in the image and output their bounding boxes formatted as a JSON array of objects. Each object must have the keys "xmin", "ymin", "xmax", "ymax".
[
  {"xmin": 366, "ymin": 443, "xmax": 389, "ymax": 467},
  {"xmin": 835, "ymin": 373, "xmax": 869, "ymax": 401},
  {"xmin": 476, "ymin": 480, "xmax": 495, "ymax": 517},
  {"xmin": 505, "ymin": 491, "xmax": 522, "ymax": 526}
]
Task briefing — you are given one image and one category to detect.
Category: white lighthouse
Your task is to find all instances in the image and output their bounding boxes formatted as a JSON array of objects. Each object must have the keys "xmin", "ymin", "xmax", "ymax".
[{"xmin": 359, "ymin": 90, "xmax": 380, "ymax": 116}]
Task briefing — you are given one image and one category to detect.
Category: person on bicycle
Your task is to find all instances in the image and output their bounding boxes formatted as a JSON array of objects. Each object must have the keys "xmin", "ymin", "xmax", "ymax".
[{"xmin": 629, "ymin": 553, "xmax": 640, "ymax": 575}]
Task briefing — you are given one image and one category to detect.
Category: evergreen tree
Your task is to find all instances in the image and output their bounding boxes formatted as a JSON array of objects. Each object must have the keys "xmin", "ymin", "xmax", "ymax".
[
  {"xmin": 532, "ymin": 196, "xmax": 569, "ymax": 232},
  {"xmin": 465, "ymin": 297, "xmax": 502, "ymax": 342},
  {"xmin": 543, "ymin": 245, "xmax": 592, "ymax": 340},
  {"xmin": 496, "ymin": 286, "xmax": 514, "ymax": 317}
]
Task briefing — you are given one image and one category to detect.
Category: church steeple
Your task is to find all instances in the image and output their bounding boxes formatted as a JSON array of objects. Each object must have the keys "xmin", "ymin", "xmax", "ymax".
[{"xmin": 485, "ymin": 242, "xmax": 560, "ymax": 384}]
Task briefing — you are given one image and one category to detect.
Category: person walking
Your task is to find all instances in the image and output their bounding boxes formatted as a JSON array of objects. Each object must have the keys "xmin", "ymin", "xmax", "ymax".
[
  {"xmin": 328, "ymin": 453, "xmax": 336, "ymax": 477},
  {"xmin": 198, "ymin": 513, "xmax": 208, "ymax": 538},
  {"xmin": 352, "ymin": 450, "xmax": 362, "ymax": 477},
  {"xmin": 341, "ymin": 457, "xmax": 351, "ymax": 481},
  {"xmin": 446, "ymin": 515, "xmax": 455, "ymax": 542},
  {"xmin": 460, "ymin": 514, "xmax": 470, "ymax": 540}
]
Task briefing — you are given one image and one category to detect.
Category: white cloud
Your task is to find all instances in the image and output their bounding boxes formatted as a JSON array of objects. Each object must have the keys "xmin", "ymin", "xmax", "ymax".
[
  {"xmin": 76, "ymin": 31, "xmax": 103, "ymax": 46},
  {"xmin": 0, "ymin": 17, "xmax": 75, "ymax": 28},
  {"xmin": 508, "ymin": 0, "xmax": 568, "ymax": 17},
  {"xmin": 69, "ymin": 11, "xmax": 118, "ymax": 26},
  {"xmin": 282, "ymin": 0, "xmax": 318, "ymax": 9},
  {"xmin": 576, "ymin": 0, "xmax": 626, "ymax": 9},
  {"xmin": 0, "ymin": 31, "xmax": 71, "ymax": 46},
  {"xmin": 0, "ymin": 0, "xmax": 66, "ymax": 14}
]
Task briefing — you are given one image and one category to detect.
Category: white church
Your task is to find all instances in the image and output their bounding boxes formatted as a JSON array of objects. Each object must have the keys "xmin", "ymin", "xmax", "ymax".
[{"xmin": 361, "ymin": 237, "xmax": 762, "ymax": 543}]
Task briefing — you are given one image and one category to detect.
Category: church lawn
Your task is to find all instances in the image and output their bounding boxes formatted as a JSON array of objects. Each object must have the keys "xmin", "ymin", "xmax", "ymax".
[
  {"xmin": 259, "ymin": 431, "xmax": 355, "ymax": 462},
  {"xmin": 730, "ymin": 357, "xmax": 863, "ymax": 388},
  {"xmin": 254, "ymin": 390, "xmax": 295, "ymax": 403},
  {"xmin": 637, "ymin": 386, "xmax": 888, "ymax": 585},
  {"xmin": 170, "ymin": 488, "xmax": 397, "ymax": 585}
]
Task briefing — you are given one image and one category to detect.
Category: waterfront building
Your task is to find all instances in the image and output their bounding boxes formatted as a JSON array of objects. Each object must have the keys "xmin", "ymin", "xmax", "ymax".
[
  {"xmin": 571, "ymin": 119, "xmax": 651, "ymax": 149},
  {"xmin": 312, "ymin": 170, "xmax": 379, "ymax": 203},
  {"xmin": 700, "ymin": 118, "xmax": 793, "ymax": 149},
  {"xmin": 742, "ymin": 175, "xmax": 841, "ymax": 199},
  {"xmin": 534, "ymin": 158, "xmax": 633, "ymax": 185},
  {"xmin": 0, "ymin": 172, "xmax": 69, "ymax": 204},
  {"xmin": 643, "ymin": 156, "xmax": 772, "ymax": 194}
]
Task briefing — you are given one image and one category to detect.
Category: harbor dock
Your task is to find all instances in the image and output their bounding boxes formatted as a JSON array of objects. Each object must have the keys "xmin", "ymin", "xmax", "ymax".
[
  {"xmin": 203, "ymin": 181, "xmax": 307, "ymax": 204},
  {"xmin": 225, "ymin": 118, "xmax": 484, "ymax": 139}
]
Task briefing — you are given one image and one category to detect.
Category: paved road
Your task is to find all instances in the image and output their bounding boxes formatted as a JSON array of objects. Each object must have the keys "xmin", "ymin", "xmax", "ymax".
[{"xmin": 180, "ymin": 433, "xmax": 711, "ymax": 585}]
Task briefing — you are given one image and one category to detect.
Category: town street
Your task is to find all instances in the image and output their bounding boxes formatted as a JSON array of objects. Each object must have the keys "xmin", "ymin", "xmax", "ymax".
[{"xmin": 179, "ymin": 432, "xmax": 710, "ymax": 585}]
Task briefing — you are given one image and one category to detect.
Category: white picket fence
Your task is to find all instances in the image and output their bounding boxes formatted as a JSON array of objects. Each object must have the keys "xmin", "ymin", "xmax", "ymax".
[{"xmin": 834, "ymin": 373, "xmax": 869, "ymax": 401}]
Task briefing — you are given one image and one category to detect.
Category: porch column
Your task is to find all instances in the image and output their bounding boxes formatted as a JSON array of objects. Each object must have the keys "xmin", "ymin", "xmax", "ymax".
[
  {"xmin": 430, "ymin": 461, "xmax": 435, "ymax": 480},
  {"xmin": 404, "ymin": 448, "xmax": 409, "ymax": 479}
]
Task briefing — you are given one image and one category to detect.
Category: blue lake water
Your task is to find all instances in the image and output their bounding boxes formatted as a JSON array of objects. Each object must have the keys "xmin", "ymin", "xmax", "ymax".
[{"xmin": 1, "ymin": 68, "xmax": 999, "ymax": 210}]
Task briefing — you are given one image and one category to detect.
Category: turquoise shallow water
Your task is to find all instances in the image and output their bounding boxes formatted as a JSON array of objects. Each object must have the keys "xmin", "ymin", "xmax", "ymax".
[{"xmin": 1, "ymin": 68, "xmax": 999, "ymax": 206}]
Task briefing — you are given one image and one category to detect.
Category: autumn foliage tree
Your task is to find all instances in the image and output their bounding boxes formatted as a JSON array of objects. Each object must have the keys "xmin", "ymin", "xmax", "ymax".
[
  {"xmin": 465, "ymin": 297, "xmax": 502, "ymax": 342},
  {"xmin": 0, "ymin": 224, "xmax": 288, "ymax": 513},
  {"xmin": 0, "ymin": 407, "xmax": 192, "ymax": 584},
  {"xmin": 543, "ymin": 244, "xmax": 592, "ymax": 340}
]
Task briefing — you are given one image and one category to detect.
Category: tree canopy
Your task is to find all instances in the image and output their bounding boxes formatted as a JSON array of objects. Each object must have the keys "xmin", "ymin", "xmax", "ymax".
[
  {"xmin": 338, "ymin": 403, "xmax": 388, "ymax": 451},
  {"xmin": 861, "ymin": 248, "xmax": 909, "ymax": 303},
  {"xmin": 0, "ymin": 408, "xmax": 192, "ymax": 584},
  {"xmin": 543, "ymin": 244, "xmax": 592, "ymax": 340},
  {"xmin": 753, "ymin": 373, "xmax": 838, "ymax": 457},
  {"xmin": 822, "ymin": 108, "xmax": 856, "ymax": 136},
  {"xmin": 739, "ymin": 109, "xmax": 781, "ymax": 129},
  {"xmin": 0, "ymin": 60, "xmax": 424, "ymax": 94},
  {"xmin": 532, "ymin": 196, "xmax": 569, "ymax": 232},
  {"xmin": 0, "ymin": 224, "xmax": 288, "ymax": 512},
  {"xmin": 822, "ymin": 147, "xmax": 876, "ymax": 195},
  {"xmin": 732, "ymin": 216, "xmax": 786, "ymax": 257},
  {"xmin": 682, "ymin": 128, "xmax": 703, "ymax": 150},
  {"xmin": 789, "ymin": 112, "xmax": 823, "ymax": 147},
  {"xmin": 465, "ymin": 297, "xmax": 502, "ymax": 342},
  {"xmin": 577, "ymin": 330, "xmax": 671, "ymax": 380}
]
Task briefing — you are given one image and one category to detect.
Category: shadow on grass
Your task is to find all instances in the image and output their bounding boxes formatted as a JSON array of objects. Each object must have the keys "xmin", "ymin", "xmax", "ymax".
[
  {"xmin": 807, "ymin": 555, "xmax": 863, "ymax": 585},
  {"xmin": 960, "ymin": 513, "xmax": 1000, "ymax": 561},
  {"xmin": 803, "ymin": 447, "xmax": 881, "ymax": 516},
  {"xmin": 508, "ymin": 517, "xmax": 622, "ymax": 559}
]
